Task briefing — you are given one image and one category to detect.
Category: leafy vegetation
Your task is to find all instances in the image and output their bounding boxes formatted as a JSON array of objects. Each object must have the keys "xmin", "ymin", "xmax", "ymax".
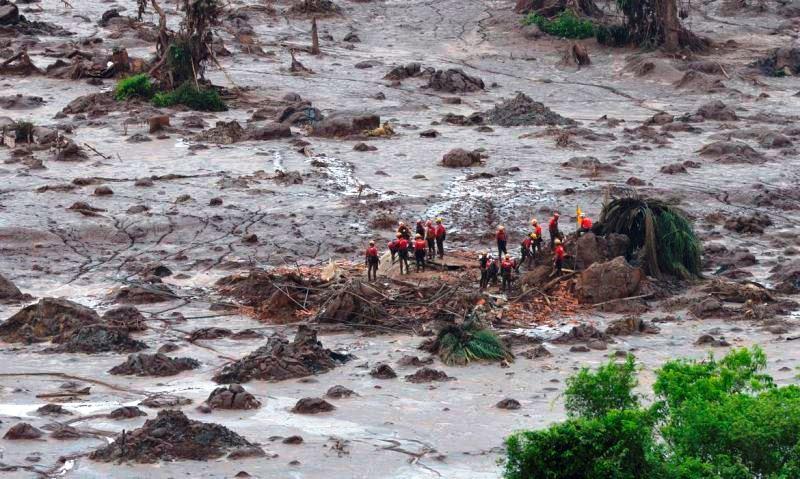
[
  {"xmin": 522, "ymin": 11, "xmax": 595, "ymax": 39},
  {"xmin": 503, "ymin": 347, "xmax": 800, "ymax": 479},
  {"xmin": 423, "ymin": 318, "xmax": 512, "ymax": 366},
  {"xmin": 598, "ymin": 195, "xmax": 701, "ymax": 279},
  {"xmin": 114, "ymin": 74, "xmax": 155, "ymax": 101},
  {"xmin": 152, "ymin": 82, "xmax": 227, "ymax": 112}
]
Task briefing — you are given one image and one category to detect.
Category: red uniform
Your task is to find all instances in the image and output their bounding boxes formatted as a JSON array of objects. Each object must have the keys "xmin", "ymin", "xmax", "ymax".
[
  {"xmin": 555, "ymin": 245, "xmax": 565, "ymax": 260},
  {"xmin": 414, "ymin": 239, "xmax": 426, "ymax": 251},
  {"xmin": 496, "ymin": 229, "xmax": 507, "ymax": 241},
  {"xmin": 501, "ymin": 259, "xmax": 514, "ymax": 271},
  {"xmin": 581, "ymin": 217, "xmax": 593, "ymax": 230},
  {"xmin": 397, "ymin": 238, "xmax": 409, "ymax": 250},
  {"xmin": 549, "ymin": 217, "xmax": 559, "ymax": 231},
  {"xmin": 522, "ymin": 238, "xmax": 532, "ymax": 249},
  {"xmin": 435, "ymin": 224, "xmax": 446, "ymax": 239},
  {"xmin": 387, "ymin": 240, "xmax": 398, "ymax": 251},
  {"xmin": 534, "ymin": 225, "xmax": 542, "ymax": 237},
  {"xmin": 366, "ymin": 246, "xmax": 378, "ymax": 258},
  {"xmin": 427, "ymin": 225, "xmax": 437, "ymax": 239}
]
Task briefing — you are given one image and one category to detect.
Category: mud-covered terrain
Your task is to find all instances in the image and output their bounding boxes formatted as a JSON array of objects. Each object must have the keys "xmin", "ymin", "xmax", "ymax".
[{"xmin": 2, "ymin": 0, "xmax": 800, "ymax": 477}]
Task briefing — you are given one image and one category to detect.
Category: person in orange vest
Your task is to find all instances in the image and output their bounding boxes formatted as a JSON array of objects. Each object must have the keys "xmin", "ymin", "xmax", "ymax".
[
  {"xmin": 435, "ymin": 218, "xmax": 446, "ymax": 258},
  {"xmin": 501, "ymin": 254, "xmax": 516, "ymax": 292},
  {"xmin": 554, "ymin": 238, "xmax": 565, "ymax": 275},
  {"xmin": 413, "ymin": 234, "xmax": 427, "ymax": 272},
  {"xmin": 365, "ymin": 240, "xmax": 380, "ymax": 281},
  {"xmin": 531, "ymin": 218, "xmax": 543, "ymax": 254},
  {"xmin": 519, "ymin": 233, "xmax": 534, "ymax": 271},
  {"xmin": 387, "ymin": 234, "xmax": 401, "ymax": 264},
  {"xmin": 496, "ymin": 225, "xmax": 507, "ymax": 258},
  {"xmin": 397, "ymin": 234, "xmax": 410, "ymax": 274},
  {"xmin": 578, "ymin": 213, "xmax": 593, "ymax": 235},
  {"xmin": 548, "ymin": 213, "xmax": 561, "ymax": 250},
  {"xmin": 425, "ymin": 220, "xmax": 436, "ymax": 257}
]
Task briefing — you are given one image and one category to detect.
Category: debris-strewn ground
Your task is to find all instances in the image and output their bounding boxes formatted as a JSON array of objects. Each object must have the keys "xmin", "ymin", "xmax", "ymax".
[{"xmin": 1, "ymin": 0, "xmax": 800, "ymax": 477}]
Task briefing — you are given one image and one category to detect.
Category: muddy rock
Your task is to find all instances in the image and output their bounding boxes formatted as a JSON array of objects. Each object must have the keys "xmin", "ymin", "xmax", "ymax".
[
  {"xmin": 426, "ymin": 68, "xmax": 484, "ymax": 93},
  {"xmin": 48, "ymin": 324, "xmax": 147, "ymax": 354},
  {"xmin": 109, "ymin": 353, "xmax": 200, "ymax": 377},
  {"xmin": 552, "ymin": 324, "xmax": 608, "ymax": 344},
  {"xmin": 698, "ymin": 141, "xmax": 765, "ymax": 164},
  {"xmin": 0, "ymin": 3, "xmax": 19, "ymax": 25},
  {"xmin": 724, "ymin": 213, "xmax": 772, "ymax": 234},
  {"xmin": 0, "ymin": 272, "xmax": 31, "ymax": 302},
  {"xmin": 283, "ymin": 435, "xmax": 304, "ymax": 444},
  {"xmin": 520, "ymin": 345, "xmax": 552, "ymax": 359},
  {"xmin": 695, "ymin": 334, "xmax": 730, "ymax": 347},
  {"xmin": 0, "ymin": 94, "xmax": 44, "ymax": 110},
  {"xmin": 369, "ymin": 363, "xmax": 397, "ymax": 379},
  {"xmin": 60, "ymin": 92, "xmax": 115, "ymax": 116},
  {"xmin": 310, "ymin": 113, "xmax": 380, "ymax": 138},
  {"xmin": 196, "ymin": 121, "xmax": 247, "ymax": 144},
  {"xmin": 207, "ymin": 384, "xmax": 262, "ymax": 410},
  {"xmin": 496, "ymin": 398, "xmax": 521, "ymax": 410},
  {"xmin": 576, "ymin": 257, "xmax": 643, "ymax": 304},
  {"xmin": 660, "ymin": 163, "xmax": 687, "ymax": 174},
  {"xmin": 769, "ymin": 260, "xmax": 800, "ymax": 294},
  {"xmin": 397, "ymin": 355, "xmax": 434, "ymax": 368},
  {"xmin": 101, "ymin": 306, "xmax": 147, "ymax": 332},
  {"xmin": 326, "ymin": 385, "xmax": 357, "ymax": 398},
  {"xmin": 562, "ymin": 156, "xmax": 617, "ymax": 173},
  {"xmin": 441, "ymin": 148, "xmax": 484, "ymax": 167},
  {"xmin": 90, "ymin": 410, "xmax": 260, "ymax": 463},
  {"xmin": 4, "ymin": 423, "xmax": 43, "ymax": 440},
  {"xmin": 291, "ymin": 397, "xmax": 335, "ymax": 414},
  {"xmin": 574, "ymin": 233, "xmax": 630, "ymax": 270},
  {"xmin": 113, "ymin": 283, "xmax": 177, "ymax": 304},
  {"xmin": 605, "ymin": 317, "xmax": 660, "ymax": 336},
  {"xmin": 405, "ymin": 367, "xmax": 454, "ymax": 383},
  {"xmin": 755, "ymin": 47, "xmax": 800, "ymax": 76},
  {"xmin": 36, "ymin": 404, "xmax": 72, "ymax": 416},
  {"xmin": 689, "ymin": 297, "xmax": 724, "ymax": 319},
  {"xmin": 109, "ymin": 406, "xmax": 147, "ymax": 419},
  {"xmin": 189, "ymin": 327, "xmax": 233, "ymax": 341},
  {"xmin": 0, "ymin": 297, "xmax": 100, "ymax": 343},
  {"xmin": 212, "ymin": 326, "xmax": 351, "ymax": 383},
  {"xmin": 353, "ymin": 142, "xmax": 377, "ymax": 152},
  {"xmin": 696, "ymin": 100, "xmax": 738, "ymax": 121},
  {"xmin": 247, "ymin": 123, "xmax": 292, "ymax": 141},
  {"xmin": 485, "ymin": 93, "xmax": 574, "ymax": 127},
  {"xmin": 139, "ymin": 394, "xmax": 192, "ymax": 409},
  {"xmin": 384, "ymin": 62, "xmax": 422, "ymax": 80}
]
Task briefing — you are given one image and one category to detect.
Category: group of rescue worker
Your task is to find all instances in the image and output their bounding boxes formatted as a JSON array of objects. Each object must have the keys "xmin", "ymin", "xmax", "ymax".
[{"xmin": 364, "ymin": 211, "xmax": 594, "ymax": 291}]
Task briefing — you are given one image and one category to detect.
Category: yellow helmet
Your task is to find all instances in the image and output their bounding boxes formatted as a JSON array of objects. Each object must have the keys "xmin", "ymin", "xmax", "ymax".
[
  {"xmin": 436, "ymin": 217, "xmax": 443, "ymax": 223},
  {"xmin": 555, "ymin": 239, "xmax": 562, "ymax": 245},
  {"xmin": 498, "ymin": 225, "xmax": 505, "ymax": 230},
  {"xmin": 530, "ymin": 233, "xmax": 537, "ymax": 239},
  {"xmin": 531, "ymin": 218, "xmax": 538, "ymax": 225}
]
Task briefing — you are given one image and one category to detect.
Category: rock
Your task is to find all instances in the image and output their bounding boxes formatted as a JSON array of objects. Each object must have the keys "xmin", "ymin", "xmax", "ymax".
[
  {"xmin": 310, "ymin": 113, "xmax": 380, "ymax": 138},
  {"xmin": 405, "ymin": 367, "xmax": 454, "ymax": 383},
  {"xmin": 158, "ymin": 342, "xmax": 180, "ymax": 353},
  {"xmin": 441, "ymin": 148, "xmax": 483, "ymax": 167},
  {"xmin": 135, "ymin": 177, "xmax": 154, "ymax": 187},
  {"xmin": 396, "ymin": 355, "xmax": 434, "ymax": 368},
  {"xmin": 230, "ymin": 329, "xmax": 263, "ymax": 340},
  {"xmin": 291, "ymin": 397, "xmax": 335, "ymax": 414},
  {"xmin": 442, "ymin": 112, "xmax": 484, "ymax": 126},
  {"xmin": 576, "ymin": 257, "xmax": 643, "ymax": 304},
  {"xmin": 696, "ymin": 100, "xmax": 738, "ymax": 121},
  {"xmin": 355, "ymin": 60, "xmax": 381, "ymax": 69},
  {"xmin": 485, "ymin": 93, "xmax": 574, "ymax": 127},
  {"xmin": 0, "ymin": 94, "xmax": 44, "ymax": 110},
  {"xmin": 689, "ymin": 297, "xmax": 724, "ymax": 319},
  {"xmin": 695, "ymin": 334, "xmax": 730, "ymax": 347},
  {"xmin": 496, "ymin": 398, "xmax": 521, "ymax": 410},
  {"xmin": 247, "ymin": 122, "xmax": 292, "ymax": 141},
  {"xmin": 384, "ymin": 62, "xmax": 421, "ymax": 81},
  {"xmin": 660, "ymin": 163, "xmax": 687, "ymax": 174},
  {"xmin": 207, "ymin": 384, "xmax": 261, "ymax": 410},
  {"xmin": 67, "ymin": 201, "xmax": 106, "ymax": 216},
  {"xmin": 561, "ymin": 42, "xmax": 591, "ymax": 68},
  {"xmin": 427, "ymin": 68, "xmax": 484, "ymax": 93},
  {"xmin": 587, "ymin": 339, "xmax": 608, "ymax": 350},
  {"xmin": 769, "ymin": 260, "xmax": 800, "ymax": 294},
  {"xmin": 50, "ymin": 424, "xmax": 83, "ymax": 440},
  {"xmin": 148, "ymin": 115, "xmax": 170, "ymax": 134},
  {"xmin": 94, "ymin": 185, "xmax": 113, "ymax": 196},
  {"xmin": 139, "ymin": 394, "xmax": 192, "ymax": 409},
  {"xmin": 605, "ymin": 317, "xmax": 660, "ymax": 336},
  {"xmin": 724, "ymin": 213, "xmax": 772, "ymax": 234},
  {"xmin": 0, "ymin": 3, "xmax": 19, "ymax": 25},
  {"xmin": 342, "ymin": 32, "xmax": 360, "ymax": 42},
  {"xmin": 0, "ymin": 297, "xmax": 100, "ymax": 343},
  {"xmin": 109, "ymin": 353, "xmax": 200, "ymax": 377},
  {"xmin": 443, "ymin": 96, "xmax": 462, "ymax": 104},
  {"xmin": 113, "ymin": 283, "xmax": 176, "ymax": 304},
  {"xmin": 36, "ymin": 404, "xmax": 72, "ymax": 416},
  {"xmin": 369, "ymin": 363, "xmax": 397, "ymax": 379},
  {"xmin": 353, "ymin": 142, "xmax": 377, "ymax": 152},
  {"xmin": 755, "ymin": 47, "xmax": 800, "ymax": 76},
  {"xmin": 519, "ymin": 345, "xmax": 552, "ymax": 359},
  {"xmin": 196, "ymin": 121, "xmax": 247, "ymax": 144},
  {"xmin": 47, "ymin": 324, "xmax": 147, "ymax": 354},
  {"xmin": 698, "ymin": 141, "xmax": 764, "ymax": 164},
  {"xmin": 109, "ymin": 406, "xmax": 147, "ymax": 419},
  {"xmin": 3, "ymin": 423, "xmax": 43, "ymax": 440},
  {"xmin": 283, "ymin": 435, "xmax": 304, "ymax": 444},
  {"xmin": 127, "ymin": 133, "xmax": 151, "ymax": 143},
  {"xmin": 90, "ymin": 410, "xmax": 260, "ymax": 463},
  {"xmin": 627, "ymin": 177, "xmax": 647, "ymax": 186},
  {"xmin": 98, "ymin": 8, "xmax": 120, "ymax": 26},
  {"xmin": 212, "ymin": 326, "xmax": 352, "ymax": 383},
  {"xmin": 0, "ymin": 273, "xmax": 31, "ymax": 302},
  {"xmin": 326, "ymin": 385, "xmax": 356, "ymax": 399},
  {"xmin": 553, "ymin": 324, "xmax": 608, "ymax": 344},
  {"xmin": 574, "ymin": 233, "xmax": 630, "ymax": 270},
  {"xmin": 570, "ymin": 345, "xmax": 590, "ymax": 353},
  {"xmin": 189, "ymin": 327, "xmax": 232, "ymax": 341},
  {"xmin": 646, "ymin": 112, "xmax": 674, "ymax": 125},
  {"xmin": 521, "ymin": 24, "xmax": 542, "ymax": 40},
  {"xmin": 562, "ymin": 156, "xmax": 617, "ymax": 173}
]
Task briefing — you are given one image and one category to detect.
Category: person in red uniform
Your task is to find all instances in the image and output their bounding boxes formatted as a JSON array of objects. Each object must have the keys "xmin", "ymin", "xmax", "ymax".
[
  {"xmin": 397, "ymin": 222, "xmax": 411, "ymax": 241},
  {"xmin": 496, "ymin": 225, "xmax": 507, "ymax": 258},
  {"xmin": 387, "ymin": 234, "xmax": 401, "ymax": 264},
  {"xmin": 501, "ymin": 254, "xmax": 515, "ymax": 292},
  {"xmin": 397, "ymin": 234, "xmax": 410, "ymax": 274},
  {"xmin": 478, "ymin": 251, "xmax": 489, "ymax": 289},
  {"xmin": 435, "ymin": 218, "xmax": 446, "ymax": 258},
  {"xmin": 365, "ymin": 240, "xmax": 380, "ymax": 281},
  {"xmin": 425, "ymin": 220, "xmax": 437, "ymax": 257},
  {"xmin": 578, "ymin": 213, "xmax": 593, "ymax": 235},
  {"xmin": 531, "ymin": 218, "xmax": 543, "ymax": 254},
  {"xmin": 554, "ymin": 238, "xmax": 565, "ymax": 275},
  {"xmin": 548, "ymin": 213, "xmax": 561, "ymax": 250},
  {"xmin": 519, "ymin": 233, "xmax": 534, "ymax": 271},
  {"xmin": 415, "ymin": 220, "xmax": 426, "ymax": 238},
  {"xmin": 413, "ymin": 234, "xmax": 427, "ymax": 272}
]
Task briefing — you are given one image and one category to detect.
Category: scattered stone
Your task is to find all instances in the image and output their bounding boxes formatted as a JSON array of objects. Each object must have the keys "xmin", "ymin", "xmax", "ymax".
[
  {"xmin": 36, "ymin": 404, "xmax": 72, "ymax": 416},
  {"xmin": 291, "ymin": 397, "xmax": 335, "ymax": 414},
  {"xmin": 519, "ymin": 345, "xmax": 552, "ymax": 359},
  {"xmin": 724, "ymin": 213, "xmax": 772, "ymax": 234},
  {"xmin": 696, "ymin": 100, "xmax": 738, "ymax": 121},
  {"xmin": 397, "ymin": 355, "xmax": 434, "ymax": 368},
  {"xmin": 326, "ymin": 385, "xmax": 356, "ymax": 398},
  {"xmin": 698, "ymin": 141, "xmax": 764, "ymax": 164},
  {"xmin": 113, "ymin": 283, "xmax": 177, "ymax": 304},
  {"xmin": 0, "ymin": 273, "xmax": 31, "ymax": 302},
  {"xmin": 109, "ymin": 353, "xmax": 200, "ymax": 377},
  {"xmin": 0, "ymin": 297, "xmax": 100, "ymax": 344},
  {"xmin": 441, "ymin": 148, "xmax": 484, "ymax": 167},
  {"xmin": 660, "ymin": 163, "xmax": 687, "ymax": 174},
  {"xmin": 553, "ymin": 324, "xmax": 608, "ymax": 344},
  {"xmin": 496, "ymin": 398, "xmax": 521, "ymax": 410},
  {"xmin": 47, "ymin": 324, "xmax": 147, "ymax": 354},
  {"xmin": 353, "ymin": 142, "xmax": 377, "ymax": 151},
  {"xmin": 695, "ymin": 334, "xmax": 730, "ymax": 347},
  {"xmin": 427, "ymin": 68, "xmax": 484, "ymax": 93},
  {"xmin": 570, "ymin": 345, "xmax": 590, "ymax": 353},
  {"xmin": 485, "ymin": 93, "xmax": 574, "ymax": 127},
  {"xmin": 605, "ymin": 317, "xmax": 660, "ymax": 336},
  {"xmin": 369, "ymin": 363, "xmax": 397, "ymax": 379},
  {"xmin": 310, "ymin": 113, "xmax": 380, "ymax": 138},
  {"xmin": 89, "ymin": 410, "xmax": 260, "ymax": 463},
  {"xmin": 576, "ymin": 257, "xmax": 643, "ymax": 304},
  {"xmin": 405, "ymin": 367, "xmax": 453, "ymax": 383},
  {"xmin": 343, "ymin": 31, "xmax": 360, "ymax": 42},
  {"xmin": 283, "ymin": 435, "xmax": 304, "ymax": 444},
  {"xmin": 4, "ymin": 423, "xmax": 43, "ymax": 440},
  {"xmin": 561, "ymin": 156, "xmax": 617, "ymax": 173},
  {"xmin": 384, "ymin": 62, "xmax": 421, "ymax": 81},
  {"xmin": 209, "ymin": 197, "xmax": 223, "ymax": 206},
  {"xmin": 139, "ymin": 394, "xmax": 192, "ymax": 409},
  {"xmin": 207, "ymin": 384, "xmax": 262, "ymax": 410},
  {"xmin": 109, "ymin": 406, "xmax": 147, "ymax": 419},
  {"xmin": 189, "ymin": 327, "xmax": 233, "ymax": 341}
]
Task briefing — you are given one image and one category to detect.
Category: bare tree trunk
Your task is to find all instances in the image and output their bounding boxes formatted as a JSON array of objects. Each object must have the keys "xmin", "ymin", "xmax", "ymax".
[
  {"xmin": 311, "ymin": 17, "xmax": 320, "ymax": 55},
  {"xmin": 661, "ymin": 0, "xmax": 680, "ymax": 52}
]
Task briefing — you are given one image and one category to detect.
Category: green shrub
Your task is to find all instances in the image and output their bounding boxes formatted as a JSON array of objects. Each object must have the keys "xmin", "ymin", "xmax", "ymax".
[
  {"xmin": 166, "ymin": 41, "xmax": 194, "ymax": 85},
  {"xmin": 114, "ymin": 74, "xmax": 154, "ymax": 101},
  {"xmin": 152, "ymin": 82, "xmax": 227, "ymax": 112},
  {"xmin": 522, "ymin": 11, "xmax": 595, "ymax": 39},
  {"xmin": 596, "ymin": 24, "xmax": 630, "ymax": 47},
  {"xmin": 565, "ymin": 354, "xmax": 639, "ymax": 418},
  {"xmin": 423, "ymin": 318, "xmax": 513, "ymax": 366}
]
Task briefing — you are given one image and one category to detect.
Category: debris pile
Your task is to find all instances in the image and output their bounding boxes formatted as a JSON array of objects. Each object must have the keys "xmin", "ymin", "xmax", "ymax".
[
  {"xmin": 47, "ymin": 324, "xmax": 147, "ymax": 354},
  {"xmin": 0, "ymin": 298, "xmax": 100, "ymax": 343},
  {"xmin": 485, "ymin": 93, "xmax": 575, "ymax": 127},
  {"xmin": 426, "ymin": 68, "xmax": 484, "ymax": 92},
  {"xmin": 291, "ymin": 397, "xmax": 335, "ymax": 414},
  {"xmin": 109, "ymin": 353, "xmax": 200, "ymax": 377},
  {"xmin": 405, "ymin": 367, "xmax": 454, "ymax": 383},
  {"xmin": 206, "ymin": 384, "xmax": 262, "ymax": 410}
]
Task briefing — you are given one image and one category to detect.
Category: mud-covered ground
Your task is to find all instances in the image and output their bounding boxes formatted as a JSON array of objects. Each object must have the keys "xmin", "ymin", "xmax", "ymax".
[{"xmin": 2, "ymin": 0, "xmax": 800, "ymax": 477}]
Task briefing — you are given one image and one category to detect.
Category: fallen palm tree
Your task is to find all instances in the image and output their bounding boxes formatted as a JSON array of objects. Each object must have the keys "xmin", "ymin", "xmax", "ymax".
[
  {"xmin": 421, "ymin": 316, "xmax": 513, "ymax": 366},
  {"xmin": 598, "ymin": 194, "xmax": 701, "ymax": 279}
]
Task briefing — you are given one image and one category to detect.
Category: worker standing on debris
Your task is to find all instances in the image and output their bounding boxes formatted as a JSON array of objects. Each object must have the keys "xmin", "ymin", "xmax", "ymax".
[
  {"xmin": 519, "ymin": 233, "xmax": 534, "ymax": 271},
  {"xmin": 501, "ymin": 254, "xmax": 515, "ymax": 292},
  {"xmin": 488, "ymin": 254, "xmax": 500, "ymax": 286},
  {"xmin": 479, "ymin": 251, "xmax": 490, "ymax": 289},
  {"xmin": 413, "ymin": 234, "xmax": 427, "ymax": 272},
  {"xmin": 531, "ymin": 218, "xmax": 543, "ymax": 254},
  {"xmin": 388, "ymin": 234, "xmax": 401, "ymax": 264},
  {"xmin": 578, "ymin": 213, "xmax": 593, "ymax": 235},
  {"xmin": 426, "ymin": 220, "xmax": 437, "ymax": 257},
  {"xmin": 398, "ymin": 222, "xmax": 412, "ymax": 242},
  {"xmin": 549, "ymin": 213, "xmax": 561, "ymax": 250},
  {"xmin": 365, "ymin": 240, "xmax": 380, "ymax": 281},
  {"xmin": 415, "ymin": 220, "xmax": 426, "ymax": 239},
  {"xmin": 397, "ymin": 234, "xmax": 410, "ymax": 274},
  {"xmin": 496, "ymin": 225, "xmax": 508, "ymax": 258},
  {"xmin": 554, "ymin": 238, "xmax": 565, "ymax": 275},
  {"xmin": 435, "ymin": 218, "xmax": 446, "ymax": 258}
]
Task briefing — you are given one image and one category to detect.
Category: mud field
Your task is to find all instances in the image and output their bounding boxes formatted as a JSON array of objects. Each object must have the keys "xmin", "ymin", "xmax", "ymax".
[{"xmin": 2, "ymin": 0, "xmax": 800, "ymax": 477}]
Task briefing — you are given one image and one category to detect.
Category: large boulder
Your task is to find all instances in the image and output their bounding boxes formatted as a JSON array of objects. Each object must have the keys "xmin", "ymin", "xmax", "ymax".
[
  {"xmin": 246, "ymin": 123, "xmax": 292, "ymax": 141},
  {"xmin": 770, "ymin": 259, "xmax": 800, "ymax": 294},
  {"xmin": 576, "ymin": 256, "xmax": 643, "ymax": 304},
  {"xmin": 574, "ymin": 232, "xmax": 630, "ymax": 270},
  {"xmin": 426, "ymin": 68, "xmax": 484, "ymax": 93},
  {"xmin": 0, "ymin": 273, "xmax": 31, "ymax": 302},
  {"xmin": 0, "ymin": 3, "xmax": 19, "ymax": 26},
  {"xmin": 310, "ymin": 114, "xmax": 380, "ymax": 138},
  {"xmin": 0, "ymin": 298, "xmax": 100, "ymax": 343},
  {"xmin": 441, "ymin": 148, "xmax": 483, "ymax": 167}
]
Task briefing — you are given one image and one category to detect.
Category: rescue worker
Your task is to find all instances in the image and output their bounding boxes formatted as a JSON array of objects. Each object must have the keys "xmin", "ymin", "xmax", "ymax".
[
  {"xmin": 548, "ymin": 213, "xmax": 561, "ymax": 250},
  {"xmin": 501, "ymin": 254, "xmax": 515, "ymax": 292},
  {"xmin": 435, "ymin": 217, "xmax": 446, "ymax": 258},
  {"xmin": 365, "ymin": 240, "xmax": 380, "ymax": 281},
  {"xmin": 578, "ymin": 213, "xmax": 593, "ymax": 235},
  {"xmin": 554, "ymin": 238, "xmax": 565, "ymax": 275},
  {"xmin": 478, "ymin": 251, "xmax": 490, "ymax": 289},
  {"xmin": 413, "ymin": 233, "xmax": 427, "ymax": 272},
  {"xmin": 487, "ymin": 254, "xmax": 500, "ymax": 286},
  {"xmin": 519, "ymin": 233, "xmax": 534, "ymax": 271},
  {"xmin": 496, "ymin": 225, "xmax": 508, "ymax": 258},
  {"xmin": 426, "ymin": 220, "xmax": 437, "ymax": 257},
  {"xmin": 415, "ymin": 220, "xmax": 426, "ymax": 238},
  {"xmin": 387, "ymin": 234, "xmax": 401, "ymax": 264},
  {"xmin": 397, "ymin": 221, "xmax": 412, "ymax": 242},
  {"xmin": 531, "ymin": 218, "xmax": 543, "ymax": 254},
  {"xmin": 397, "ymin": 233, "xmax": 410, "ymax": 274}
]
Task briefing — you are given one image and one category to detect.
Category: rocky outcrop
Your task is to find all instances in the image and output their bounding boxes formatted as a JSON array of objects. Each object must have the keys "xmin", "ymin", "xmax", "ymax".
[
  {"xmin": 426, "ymin": 68, "xmax": 484, "ymax": 93},
  {"xmin": 441, "ymin": 148, "xmax": 484, "ymax": 167},
  {"xmin": 0, "ymin": 272, "xmax": 31, "ymax": 302},
  {"xmin": 310, "ymin": 114, "xmax": 380, "ymax": 138},
  {"xmin": 485, "ymin": 93, "xmax": 575, "ymax": 127},
  {"xmin": 291, "ymin": 397, "xmax": 335, "ymax": 414},
  {"xmin": 574, "ymin": 233, "xmax": 630, "ymax": 270},
  {"xmin": 0, "ymin": 298, "xmax": 100, "ymax": 343},
  {"xmin": 576, "ymin": 257, "xmax": 643, "ymax": 304},
  {"xmin": 206, "ymin": 384, "xmax": 261, "ymax": 410},
  {"xmin": 47, "ymin": 324, "xmax": 147, "ymax": 354},
  {"xmin": 109, "ymin": 353, "xmax": 200, "ymax": 377},
  {"xmin": 604, "ymin": 317, "xmax": 660, "ymax": 336}
]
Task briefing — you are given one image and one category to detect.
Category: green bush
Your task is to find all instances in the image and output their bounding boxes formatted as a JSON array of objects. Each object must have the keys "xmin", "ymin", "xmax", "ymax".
[
  {"xmin": 114, "ymin": 74, "xmax": 154, "ymax": 101},
  {"xmin": 423, "ymin": 317, "xmax": 513, "ymax": 366},
  {"xmin": 503, "ymin": 347, "xmax": 800, "ymax": 479},
  {"xmin": 152, "ymin": 82, "xmax": 227, "ymax": 112},
  {"xmin": 522, "ymin": 11, "xmax": 595, "ymax": 39}
]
